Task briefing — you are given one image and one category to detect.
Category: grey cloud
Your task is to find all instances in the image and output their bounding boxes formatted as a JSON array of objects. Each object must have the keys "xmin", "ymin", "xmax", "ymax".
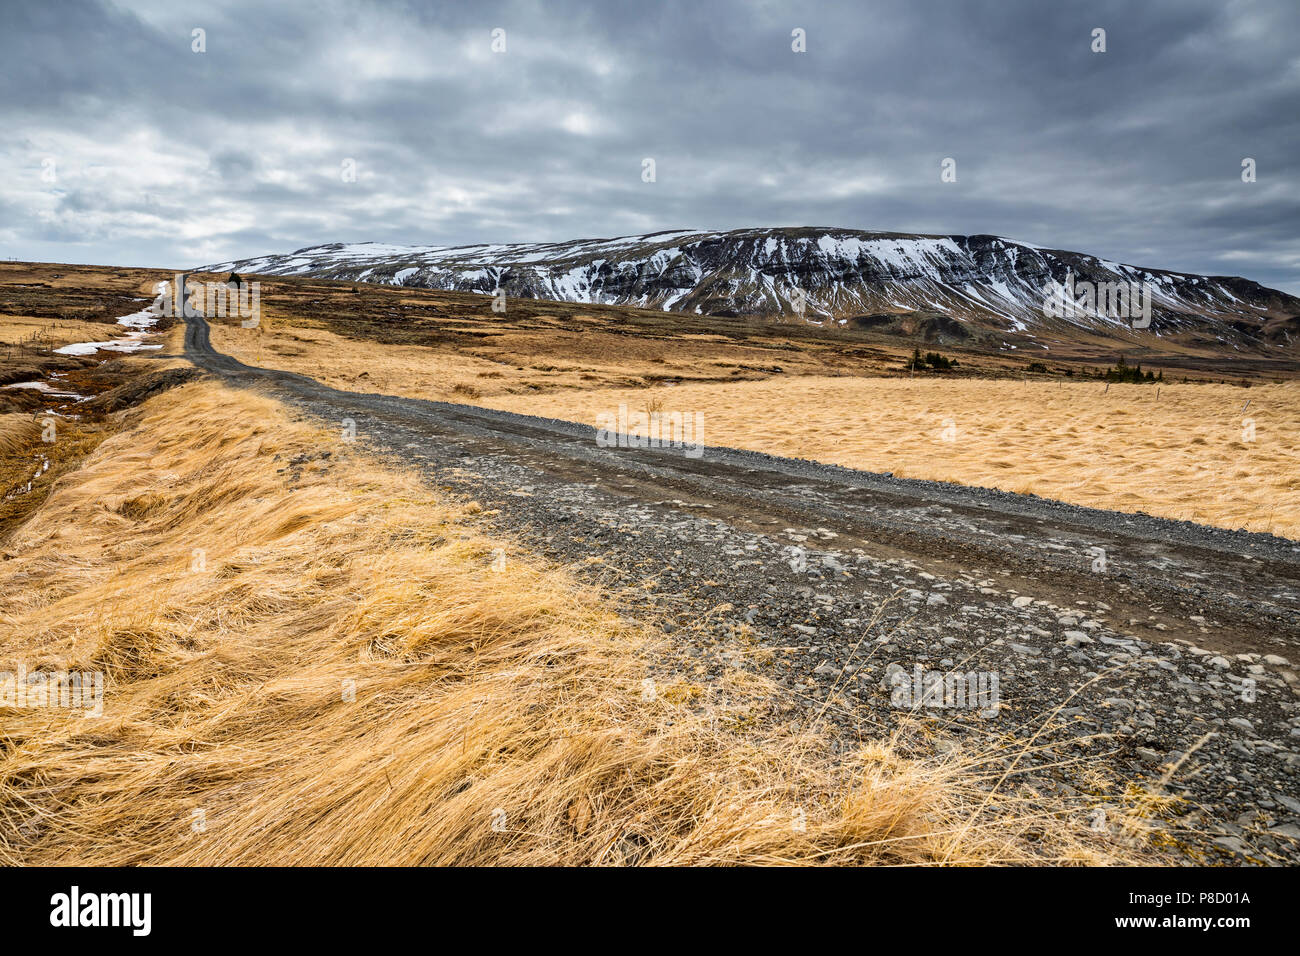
[{"xmin": 0, "ymin": 0, "xmax": 1296, "ymax": 292}]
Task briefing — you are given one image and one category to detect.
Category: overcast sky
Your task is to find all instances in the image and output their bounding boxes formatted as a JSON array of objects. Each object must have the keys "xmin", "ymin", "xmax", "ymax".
[{"xmin": 2, "ymin": 0, "xmax": 1297, "ymax": 292}]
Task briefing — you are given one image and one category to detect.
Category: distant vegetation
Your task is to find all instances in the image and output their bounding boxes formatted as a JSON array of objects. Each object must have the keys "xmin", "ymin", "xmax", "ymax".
[
  {"xmin": 1099, "ymin": 356, "xmax": 1162, "ymax": 384},
  {"xmin": 1014, "ymin": 357, "xmax": 1173, "ymax": 382},
  {"xmin": 905, "ymin": 348, "xmax": 958, "ymax": 372}
]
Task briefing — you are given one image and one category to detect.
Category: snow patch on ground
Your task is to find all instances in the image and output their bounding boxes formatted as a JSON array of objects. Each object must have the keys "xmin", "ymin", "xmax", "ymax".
[{"xmin": 54, "ymin": 309, "xmax": 162, "ymax": 356}]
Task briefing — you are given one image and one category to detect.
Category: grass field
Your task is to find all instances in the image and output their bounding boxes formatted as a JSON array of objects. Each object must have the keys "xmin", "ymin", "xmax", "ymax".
[
  {"xmin": 207, "ymin": 311, "xmax": 1300, "ymax": 540},
  {"xmin": 0, "ymin": 261, "xmax": 169, "ymax": 348},
  {"xmin": 0, "ymin": 381, "xmax": 1130, "ymax": 865},
  {"xmin": 483, "ymin": 376, "xmax": 1300, "ymax": 540}
]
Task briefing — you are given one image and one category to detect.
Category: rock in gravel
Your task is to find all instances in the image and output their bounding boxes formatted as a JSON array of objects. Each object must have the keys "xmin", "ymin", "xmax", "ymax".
[
  {"xmin": 1012, "ymin": 596, "xmax": 1033, "ymax": 608},
  {"xmin": 1215, "ymin": 836, "xmax": 1248, "ymax": 855},
  {"xmin": 1277, "ymin": 794, "xmax": 1300, "ymax": 815},
  {"xmin": 1264, "ymin": 654, "xmax": 1291, "ymax": 666}
]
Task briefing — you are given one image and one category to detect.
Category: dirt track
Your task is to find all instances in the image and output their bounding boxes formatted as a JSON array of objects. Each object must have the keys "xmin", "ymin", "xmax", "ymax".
[{"xmin": 184, "ymin": 312, "xmax": 1300, "ymax": 863}]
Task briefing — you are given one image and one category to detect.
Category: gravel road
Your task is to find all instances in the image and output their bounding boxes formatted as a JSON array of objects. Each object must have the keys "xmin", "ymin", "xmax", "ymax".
[{"xmin": 184, "ymin": 312, "xmax": 1300, "ymax": 863}]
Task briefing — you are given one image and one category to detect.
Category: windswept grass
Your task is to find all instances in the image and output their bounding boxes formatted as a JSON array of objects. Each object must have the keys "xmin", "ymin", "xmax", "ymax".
[
  {"xmin": 0, "ymin": 415, "xmax": 40, "ymax": 458},
  {"xmin": 0, "ymin": 382, "xmax": 1129, "ymax": 865},
  {"xmin": 1, "ymin": 413, "xmax": 110, "ymax": 540}
]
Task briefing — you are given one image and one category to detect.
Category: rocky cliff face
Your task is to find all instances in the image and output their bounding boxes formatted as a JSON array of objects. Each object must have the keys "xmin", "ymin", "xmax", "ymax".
[{"xmin": 205, "ymin": 226, "xmax": 1300, "ymax": 350}]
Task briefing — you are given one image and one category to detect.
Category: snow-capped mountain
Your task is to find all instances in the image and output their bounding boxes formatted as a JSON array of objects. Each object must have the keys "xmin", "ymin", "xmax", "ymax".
[{"xmin": 203, "ymin": 227, "xmax": 1300, "ymax": 349}]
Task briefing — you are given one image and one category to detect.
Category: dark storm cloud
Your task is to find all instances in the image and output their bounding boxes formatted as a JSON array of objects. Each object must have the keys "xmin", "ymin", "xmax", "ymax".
[{"xmin": 1, "ymin": 0, "xmax": 1296, "ymax": 291}]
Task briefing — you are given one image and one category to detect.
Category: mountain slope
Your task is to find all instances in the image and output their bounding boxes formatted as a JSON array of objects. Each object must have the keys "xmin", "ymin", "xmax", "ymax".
[{"xmin": 204, "ymin": 227, "xmax": 1300, "ymax": 351}]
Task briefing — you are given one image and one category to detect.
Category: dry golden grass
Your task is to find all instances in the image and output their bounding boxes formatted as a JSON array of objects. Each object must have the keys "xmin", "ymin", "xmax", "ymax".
[
  {"xmin": 208, "ymin": 319, "xmax": 546, "ymax": 400},
  {"xmin": 0, "ymin": 381, "xmax": 1131, "ymax": 865},
  {"xmin": 0, "ymin": 315, "xmax": 127, "ymax": 350},
  {"xmin": 0, "ymin": 415, "xmax": 40, "ymax": 457},
  {"xmin": 0, "ymin": 262, "xmax": 171, "ymax": 349},
  {"xmin": 483, "ymin": 376, "xmax": 1300, "ymax": 540},
  {"xmin": 0, "ymin": 413, "xmax": 110, "ymax": 539},
  {"xmin": 202, "ymin": 304, "xmax": 869, "ymax": 402}
]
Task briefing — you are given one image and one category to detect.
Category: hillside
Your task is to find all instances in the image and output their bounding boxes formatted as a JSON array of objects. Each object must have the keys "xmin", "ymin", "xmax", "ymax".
[{"xmin": 205, "ymin": 227, "xmax": 1300, "ymax": 354}]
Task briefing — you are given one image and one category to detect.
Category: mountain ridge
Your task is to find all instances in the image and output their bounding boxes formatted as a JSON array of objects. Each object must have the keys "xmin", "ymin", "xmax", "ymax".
[{"xmin": 203, "ymin": 226, "xmax": 1300, "ymax": 353}]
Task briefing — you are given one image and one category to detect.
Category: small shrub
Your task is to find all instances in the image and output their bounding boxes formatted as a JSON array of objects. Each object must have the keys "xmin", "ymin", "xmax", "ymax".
[
  {"xmin": 1100, "ymin": 356, "xmax": 1162, "ymax": 384},
  {"xmin": 904, "ymin": 348, "xmax": 958, "ymax": 372}
]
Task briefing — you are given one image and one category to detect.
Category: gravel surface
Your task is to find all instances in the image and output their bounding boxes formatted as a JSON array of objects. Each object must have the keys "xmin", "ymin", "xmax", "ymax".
[{"xmin": 185, "ymin": 313, "xmax": 1300, "ymax": 864}]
